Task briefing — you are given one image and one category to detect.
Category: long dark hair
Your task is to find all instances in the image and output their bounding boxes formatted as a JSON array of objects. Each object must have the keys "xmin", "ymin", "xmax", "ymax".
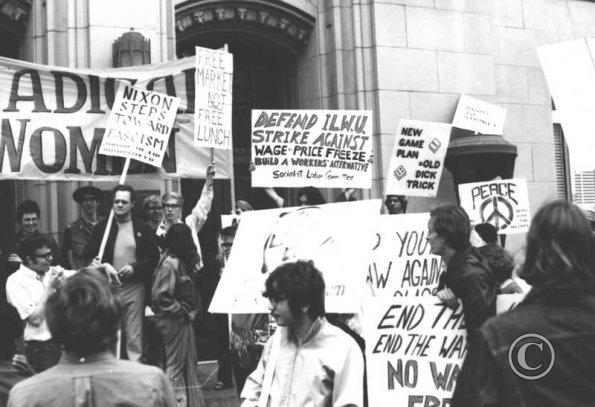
[
  {"xmin": 520, "ymin": 200, "xmax": 595, "ymax": 293},
  {"xmin": 163, "ymin": 223, "xmax": 200, "ymax": 273}
]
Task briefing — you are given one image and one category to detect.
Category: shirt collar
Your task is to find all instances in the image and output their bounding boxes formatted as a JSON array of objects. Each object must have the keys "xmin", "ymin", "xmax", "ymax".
[{"xmin": 18, "ymin": 263, "xmax": 45, "ymax": 281}]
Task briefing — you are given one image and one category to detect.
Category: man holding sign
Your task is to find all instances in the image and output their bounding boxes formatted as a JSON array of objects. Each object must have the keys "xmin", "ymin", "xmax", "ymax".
[
  {"xmin": 428, "ymin": 206, "xmax": 497, "ymax": 340},
  {"xmin": 86, "ymin": 185, "xmax": 159, "ymax": 362},
  {"xmin": 241, "ymin": 260, "xmax": 364, "ymax": 407}
]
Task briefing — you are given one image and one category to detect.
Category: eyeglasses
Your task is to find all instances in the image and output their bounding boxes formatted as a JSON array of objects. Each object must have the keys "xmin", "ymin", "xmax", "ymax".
[
  {"xmin": 35, "ymin": 252, "xmax": 54, "ymax": 261},
  {"xmin": 164, "ymin": 204, "xmax": 181, "ymax": 210}
]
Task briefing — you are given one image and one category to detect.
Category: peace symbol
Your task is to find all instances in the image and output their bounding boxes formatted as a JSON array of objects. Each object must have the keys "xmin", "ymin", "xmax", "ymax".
[{"xmin": 480, "ymin": 196, "xmax": 514, "ymax": 230}]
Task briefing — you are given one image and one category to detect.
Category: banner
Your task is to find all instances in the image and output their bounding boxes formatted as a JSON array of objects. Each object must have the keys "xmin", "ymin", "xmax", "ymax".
[
  {"xmin": 537, "ymin": 39, "xmax": 595, "ymax": 171},
  {"xmin": 209, "ymin": 200, "xmax": 380, "ymax": 314},
  {"xmin": 251, "ymin": 110, "xmax": 373, "ymax": 188},
  {"xmin": 101, "ymin": 83, "xmax": 179, "ymax": 166},
  {"xmin": 459, "ymin": 178, "xmax": 531, "ymax": 234},
  {"xmin": 452, "ymin": 94, "xmax": 507, "ymax": 135},
  {"xmin": 364, "ymin": 296, "xmax": 467, "ymax": 407},
  {"xmin": 0, "ymin": 56, "xmax": 232, "ymax": 180},
  {"xmin": 367, "ymin": 213, "xmax": 444, "ymax": 297},
  {"xmin": 194, "ymin": 46, "xmax": 233, "ymax": 150},
  {"xmin": 385, "ymin": 119, "xmax": 451, "ymax": 197}
]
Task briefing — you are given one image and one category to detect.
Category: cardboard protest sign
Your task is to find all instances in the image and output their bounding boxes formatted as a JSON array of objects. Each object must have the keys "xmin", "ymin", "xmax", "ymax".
[
  {"xmin": 385, "ymin": 119, "xmax": 451, "ymax": 197},
  {"xmin": 0, "ymin": 56, "xmax": 232, "ymax": 180},
  {"xmin": 194, "ymin": 46, "xmax": 233, "ymax": 150},
  {"xmin": 367, "ymin": 213, "xmax": 444, "ymax": 297},
  {"xmin": 538, "ymin": 39, "xmax": 595, "ymax": 171},
  {"xmin": 209, "ymin": 200, "xmax": 379, "ymax": 314},
  {"xmin": 496, "ymin": 293, "xmax": 526, "ymax": 314},
  {"xmin": 100, "ymin": 83, "xmax": 179, "ymax": 167},
  {"xmin": 364, "ymin": 296, "xmax": 467, "ymax": 407},
  {"xmin": 459, "ymin": 178, "xmax": 531, "ymax": 234},
  {"xmin": 251, "ymin": 110, "xmax": 373, "ymax": 188},
  {"xmin": 452, "ymin": 94, "xmax": 507, "ymax": 135}
]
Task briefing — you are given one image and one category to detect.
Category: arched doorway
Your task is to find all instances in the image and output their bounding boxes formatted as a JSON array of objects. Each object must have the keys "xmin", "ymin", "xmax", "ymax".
[
  {"xmin": 176, "ymin": 1, "xmax": 316, "ymax": 211},
  {"xmin": 174, "ymin": 0, "xmax": 316, "ymax": 361}
]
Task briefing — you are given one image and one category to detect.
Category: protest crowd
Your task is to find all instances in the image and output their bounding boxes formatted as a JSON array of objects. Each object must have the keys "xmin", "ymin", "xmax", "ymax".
[
  {"xmin": 0, "ymin": 35, "xmax": 594, "ymax": 407},
  {"xmin": 1, "ymin": 162, "xmax": 594, "ymax": 407}
]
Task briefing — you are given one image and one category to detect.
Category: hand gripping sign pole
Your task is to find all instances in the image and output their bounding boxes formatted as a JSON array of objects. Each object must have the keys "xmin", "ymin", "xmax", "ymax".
[{"xmin": 97, "ymin": 82, "xmax": 180, "ymax": 358}]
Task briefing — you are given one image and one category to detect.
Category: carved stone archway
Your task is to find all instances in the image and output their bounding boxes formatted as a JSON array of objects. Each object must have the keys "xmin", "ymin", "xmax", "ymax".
[
  {"xmin": 175, "ymin": 0, "xmax": 317, "ymax": 213},
  {"xmin": 175, "ymin": 0, "xmax": 315, "ymax": 56}
]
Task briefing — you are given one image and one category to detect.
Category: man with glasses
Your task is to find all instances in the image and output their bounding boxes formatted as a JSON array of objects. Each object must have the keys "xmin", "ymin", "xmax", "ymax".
[
  {"xmin": 61, "ymin": 186, "xmax": 104, "ymax": 269},
  {"xmin": 5, "ymin": 200, "xmax": 59, "ymax": 275},
  {"xmin": 156, "ymin": 162, "xmax": 215, "ymax": 267},
  {"xmin": 5, "ymin": 235, "xmax": 73, "ymax": 373},
  {"xmin": 86, "ymin": 185, "xmax": 159, "ymax": 362},
  {"xmin": 143, "ymin": 195, "xmax": 163, "ymax": 232}
]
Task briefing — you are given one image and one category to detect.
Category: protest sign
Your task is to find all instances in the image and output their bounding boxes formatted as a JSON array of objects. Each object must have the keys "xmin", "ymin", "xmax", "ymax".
[
  {"xmin": 459, "ymin": 178, "xmax": 530, "ymax": 234},
  {"xmin": 221, "ymin": 214, "xmax": 240, "ymax": 229},
  {"xmin": 385, "ymin": 119, "xmax": 451, "ymax": 198},
  {"xmin": 251, "ymin": 109, "xmax": 373, "ymax": 188},
  {"xmin": 496, "ymin": 293, "xmax": 526, "ymax": 314},
  {"xmin": 538, "ymin": 39, "xmax": 595, "ymax": 171},
  {"xmin": 100, "ymin": 83, "xmax": 179, "ymax": 167},
  {"xmin": 194, "ymin": 46, "xmax": 233, "ymax": 150},
  {"xmin": 367, "ymin": 213, "xmax": 444, "ymax": 297},
  {"xmin": 452, "ymin": 94, "xmax": 507, "ymax": 135},
  {"xmin": 364, "ymin": 296, "xmax": 467, "ymax": 407},
  {"xmin": 209, "ymin": 200, "xmax": 379, "ymax": 314},
  {"xmin": 0, "ymin": 56, "xmax": 232, "ymax": 180}
]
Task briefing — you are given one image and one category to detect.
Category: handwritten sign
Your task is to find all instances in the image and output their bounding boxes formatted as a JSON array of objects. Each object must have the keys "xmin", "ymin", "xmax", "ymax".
[
  {"xmin": 100, "ymin": 83, "xmax": 180, "ymax": 166},
  {"xmin": 452, "ymin": 94, "xmax": 507, "ymax": 135},
  {"xmin": 251, "ymin": 110, "xmax": 373, "ymax": 188},
  {"xmin": 367, "ymin": 214, "xmax": 444, "ymax": 297},
  {"xmin": 364, "ymin": 296, "xmax": 467, "ymax": 407},
  {"xmin": 194, "ymin": 46, "xmax": 233, "ymax": 150},
  {"xmin": 386, "ymin": 119, "xmax": 451, "ymax": 198},
  {"xmin": 459, "ymin": 178, "xmax": 530, "ymax": 234},
  {"xmin": 209, "ymin": 200, "xmax": 379, "ymax": 314}
]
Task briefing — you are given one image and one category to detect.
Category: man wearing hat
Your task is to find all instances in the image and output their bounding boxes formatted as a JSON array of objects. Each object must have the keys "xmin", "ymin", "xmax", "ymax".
[{"xmin": 60, "ymin": 186, "xmax": 104, "ymax": 269}]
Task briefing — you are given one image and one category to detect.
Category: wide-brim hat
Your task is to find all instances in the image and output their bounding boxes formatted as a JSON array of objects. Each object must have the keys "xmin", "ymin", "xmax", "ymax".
[{"xmin": 73, "ymin": 186, "xmax": 103, "ymax": 203}]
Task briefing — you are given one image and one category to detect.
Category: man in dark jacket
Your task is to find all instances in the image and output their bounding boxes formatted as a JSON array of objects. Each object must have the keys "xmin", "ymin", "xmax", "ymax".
[
  {"xmin": 453, "ymin": 200, "xmax": 595, "ymax": 407},
  {"xmin": 427, "ymin": 205, "xmax": 497, "ymax": 339},
  {"xmin": 85, "ymin": 185, "xmax": 159, "ymax": 362}
]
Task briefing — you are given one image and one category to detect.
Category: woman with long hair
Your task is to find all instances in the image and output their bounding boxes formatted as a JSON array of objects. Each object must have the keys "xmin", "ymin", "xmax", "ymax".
[
  {"xmin": 453, "ymin": 200, "xmax": 595, "ymax": 406},
  {"xmin": 152, "ymin": 223, "xmax": 204, "ymax": 407}
]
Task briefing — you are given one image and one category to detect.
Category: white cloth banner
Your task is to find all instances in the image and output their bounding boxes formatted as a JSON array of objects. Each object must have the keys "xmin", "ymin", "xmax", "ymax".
[
  {"xmin": 101, "ymin": 83, "xmax": 180, "ymax": 166},
  {"xmin": 0, "ymin": 56, "xmax": 232, "ymax": 180},
  {"xmin": 385, "ymin": 119, "xmax": 451, "ymax": 197},
  {"xmin": 367, "ymin": 213, "xmax": 444, "ymax": 297},
  {"xmin": 251, "ymin": 110, "xmax": 374, "ymax": 188},
  {"xmin": 209, "ymin": 200, "xmax": 380, "ymax": 314},
  {"xmin": 452, "ymin": 94, "xmax": 507, "ymax": 135},
  {"xmin": 194, "ymin": 46, "xmax": 233, "ymax": 150},
  {"xmin": 458, "ymin": 178, "xmax": 531, "ymax": 234}
]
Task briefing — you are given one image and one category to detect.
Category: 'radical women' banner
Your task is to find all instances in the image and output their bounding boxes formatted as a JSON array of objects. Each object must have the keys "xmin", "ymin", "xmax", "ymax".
[
  {"xmin": 0, "ymin": 56, "xmax": 232, "ymax": 180},
  {"xmin": 251, "ymin": 109, "xmax": 374, "ymax": 188}
]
